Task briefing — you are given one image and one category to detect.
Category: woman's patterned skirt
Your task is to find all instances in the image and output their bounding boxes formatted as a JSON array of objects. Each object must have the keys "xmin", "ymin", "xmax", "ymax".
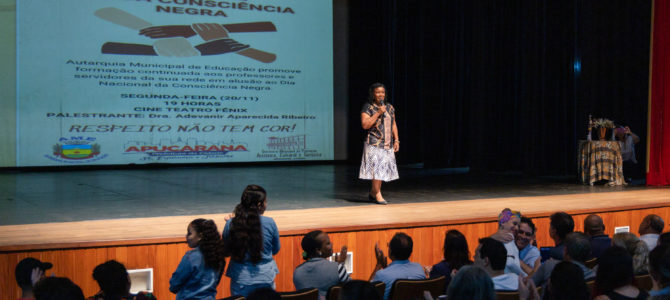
[{"xmin": 359, "ymin": 143, "xmax": 399, "ymax": 182}]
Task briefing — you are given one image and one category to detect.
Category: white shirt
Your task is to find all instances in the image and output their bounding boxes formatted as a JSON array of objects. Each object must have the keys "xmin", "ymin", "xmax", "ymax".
[
  {"xmin": 504, "ymin": 241, "xmax": 527, "ymax": 276},
  {"xmin": 492, "ymin": 273, "xmax": 519, "ymax": 291},
  {"xmin": 640, "ymin": 233, "xmax": 659, "ymax": 251}
]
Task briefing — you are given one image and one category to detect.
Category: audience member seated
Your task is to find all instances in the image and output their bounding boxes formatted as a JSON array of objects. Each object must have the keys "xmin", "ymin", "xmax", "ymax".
[
  {"xmin": 15, "ymin": 257, "xmax": 52, "ymax": 300},
  {"xmin": 446, "ymin": 266, "xmax": 495, "ymax": 300},
  {"xmin": 659, "ymin": 233, "xmax": 670, "ymax": 248},
  {"xmin": 541, "ymin": 261, "xmax": 590, "ymax": 300},
  {"xmin": 584, "ymin": 214, "xmax": 612, "ymax": 259},
  {"xmin": 293, "ymin": 230, "xmax": 350, "ymax": 299},
  {"xmin": 369, "ymin": 232, "xmax": 425, "ymax": 300},
  {"xmin": 340, "ymin": 280, "xmax": 381, "ymax": 300},
  {"xmin": 639, "ymin": 214, "xmax": 665, "ymax": 251},
  {"xmin": 33, "ymin": 277, "xmax": 85, "ymax": 300},
  {"xmin": 548, "ymin": 212, "xmax": 575, "ymax": 260},
  {"xmin": 489, "ymin": 208, "xmax": 525, "ymax": 276},
  {"xmin": 649, "ymin": 243, "xmax": 670, "ymax": 299},
  {"xmin": 613, "ymin": 232, "xmax": 650, "ymax": 275},
  {"xmin": 90, "ymin": 260, "xmax": 155, "ymax": 300},
  {"xmin": 427, "ymin": 229, "xmax": 473, "ymax": 288},
  {"xmin": 516, "ymin": 216, "xmax": 541, "ymax": 276},
  {"xmin": 594, "ymin": 246, "xmax": 649, "ymax": 300},
  {"xmin": 246, "ymin": 287, "xmax": 280, "ymax": 300},
  {"xmin": 532, "ymin": 232, "xmax": 595, "ymax": 286},
  {"xmin": 474, "ymin": 237, "xmax": 518, "ymax": 291}
]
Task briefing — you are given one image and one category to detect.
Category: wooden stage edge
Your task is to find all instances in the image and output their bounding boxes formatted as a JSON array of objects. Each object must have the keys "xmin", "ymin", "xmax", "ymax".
[{"xmin": 2, "ymin": 188, "xmax": 670, "ymax": 252}]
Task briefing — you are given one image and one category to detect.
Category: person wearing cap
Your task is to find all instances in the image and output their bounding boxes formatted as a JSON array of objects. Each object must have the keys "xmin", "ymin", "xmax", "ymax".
[{"xmin": 15, "ymin": 257, "xmax": 53, "ymax": 300}]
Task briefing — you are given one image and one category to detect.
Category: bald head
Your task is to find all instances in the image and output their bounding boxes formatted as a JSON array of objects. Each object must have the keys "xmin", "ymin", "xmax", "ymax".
[
  {"xmin": 584, "ymin": 214, "xmax": 605, "ymax": 237},
  {"xmin": 639, "ymin": 214, "xmax": 665, "ymax": 235}
]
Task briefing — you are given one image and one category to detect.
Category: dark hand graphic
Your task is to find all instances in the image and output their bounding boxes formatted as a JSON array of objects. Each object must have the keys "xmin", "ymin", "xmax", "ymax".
[
  {"xmin": 195, "ymin": 38, "xmax": 250, "ymax": 55},
  {"xmin": 139, "ymin": 22, "xmax": 278, "ymax": 39},
  {"xmin": 102, "ymin": 38, "xmax": 248, "ymax": 56},
  {"xmin": 97, "ymin": 7, "xmax": 277, "ymax": 62},
  {"xmin": 139, "ymin": 25, "xmax": 196, "ymax": 38},
  {"xmin": 102, "ymin": 42, "xmax": 156, "ymax": 55}
]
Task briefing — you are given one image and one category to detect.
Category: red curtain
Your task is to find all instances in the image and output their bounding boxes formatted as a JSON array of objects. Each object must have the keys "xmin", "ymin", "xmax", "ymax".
[{"xmin": 648, "ymin": 0, "xmax": 670, "ymax": 185}]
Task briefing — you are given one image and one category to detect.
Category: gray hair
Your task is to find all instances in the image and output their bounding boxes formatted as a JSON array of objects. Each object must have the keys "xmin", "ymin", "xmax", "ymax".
[
  {"xmin": 613, "ymin": 232, "xmax": 650, "ymax": 274},
  {"xmin": 447, "ymin": 266, "xmax": 496, "ymax": 300}
]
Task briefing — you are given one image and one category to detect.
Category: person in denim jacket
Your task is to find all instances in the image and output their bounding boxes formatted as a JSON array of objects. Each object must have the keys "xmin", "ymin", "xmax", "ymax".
[
  {"xmin": 223, "ymin": 185, "xmax": 281, "ymax": 297},
  {"xmin": 170, "ymin": 219, "xmax": 226, "ymax": 300}
]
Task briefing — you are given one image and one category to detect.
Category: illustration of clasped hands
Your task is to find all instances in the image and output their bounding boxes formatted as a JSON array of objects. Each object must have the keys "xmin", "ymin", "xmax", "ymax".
[{"xmin": 95, "ymin": 7, "xmax": 277, "ymax": 63}]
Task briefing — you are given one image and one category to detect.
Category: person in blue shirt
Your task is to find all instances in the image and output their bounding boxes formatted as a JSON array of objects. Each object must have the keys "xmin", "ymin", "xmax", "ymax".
[
  {"xmin": 516, "ymin": 217, "xmax": 541, "ymax": 276},
  {"xmin": 293, "ymin": 230, "xmax": 350, "ymax": 299},
  {"xmin": 223, "ymin": 185, "xmax": 281, "ymax": 297},
  {"xmin": 169, "ymin": 218, "xmax": 226, "ymax": 300},
  {"xmin": 369, "ymin": 232, "xmax": 425, "ymax": 300}
]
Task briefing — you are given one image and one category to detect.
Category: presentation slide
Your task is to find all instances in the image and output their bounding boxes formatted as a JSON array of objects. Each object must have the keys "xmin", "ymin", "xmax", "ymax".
[{"xmin": 16, "ymin": 0, "xmax": 333, "ymax": 166}]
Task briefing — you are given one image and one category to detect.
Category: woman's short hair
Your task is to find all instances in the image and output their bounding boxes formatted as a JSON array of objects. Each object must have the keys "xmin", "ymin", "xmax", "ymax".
[
  {"xmin": 497, "ymin": 208, "xmax": 521, "ymax": 227},
  {"xmin": 301, "ymin": 230, "xmax": 324, "ymax": 260},
  {"xmin": 367, "ymin": 83, "xmax": 386, "ymax": 103},
  {"xmin": 447, "ymin": 266, "xmax": 495, "ymax": 300},
  {"xmin": 613, "ymin": 232, "xmax": 650, "ymax": 274}
]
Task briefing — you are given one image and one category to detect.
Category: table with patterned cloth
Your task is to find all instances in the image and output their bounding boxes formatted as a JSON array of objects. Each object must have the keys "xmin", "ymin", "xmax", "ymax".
[{"xmin": 578, "ymin": 140, "xmax": 626, "ymax": 186}]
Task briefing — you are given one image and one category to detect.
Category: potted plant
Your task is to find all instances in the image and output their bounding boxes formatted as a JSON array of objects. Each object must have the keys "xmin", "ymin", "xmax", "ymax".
[{"xmin": 592, "ymin": 118, "xmax": 615, "ymax": 140}]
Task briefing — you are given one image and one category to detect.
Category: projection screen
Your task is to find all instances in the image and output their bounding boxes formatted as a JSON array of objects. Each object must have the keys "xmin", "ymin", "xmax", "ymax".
[{"xmin": 4, "ymin": 0, "xmax": 339, "ymax": 166}]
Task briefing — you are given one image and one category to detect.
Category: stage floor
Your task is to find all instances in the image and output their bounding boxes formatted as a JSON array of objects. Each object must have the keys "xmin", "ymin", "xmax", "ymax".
[{"xmin": 0, "ymin": 163, "xmax": 651, "ymax": 226}]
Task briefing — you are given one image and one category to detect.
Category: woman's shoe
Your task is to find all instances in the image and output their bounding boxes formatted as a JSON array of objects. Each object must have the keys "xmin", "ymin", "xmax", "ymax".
[
  {"xmin": 369, "ymin": 193, "xmax": 387, "ymax": 205},
  {"xmin": 374, "ymin": 194, "xmax": 388, "ymax": 205}
]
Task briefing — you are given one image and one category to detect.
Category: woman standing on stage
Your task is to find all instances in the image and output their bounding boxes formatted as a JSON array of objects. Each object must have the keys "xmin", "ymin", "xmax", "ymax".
[
  {"xmin": 223, "ymin": 185, "xmax": 281, "ymax": 297},
  {"xmin": 359, "ymin": 83, "xmax": 399, "ymax": 205}
]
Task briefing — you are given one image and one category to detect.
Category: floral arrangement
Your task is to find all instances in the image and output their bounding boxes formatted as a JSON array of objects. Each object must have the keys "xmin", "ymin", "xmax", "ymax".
[{"xmin": 592, "ymin": 118, "xmax": 615, "ymax": 129}]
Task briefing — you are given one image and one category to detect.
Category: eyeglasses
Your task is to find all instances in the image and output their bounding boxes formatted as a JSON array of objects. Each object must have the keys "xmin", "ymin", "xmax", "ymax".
[{"xmin": 517, "ymin": 229, "xmax": 533, "ymax": 237}]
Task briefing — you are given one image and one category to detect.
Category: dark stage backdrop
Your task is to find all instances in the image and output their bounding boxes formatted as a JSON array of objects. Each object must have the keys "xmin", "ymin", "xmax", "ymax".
[{"xmin": 347, "ymin": 0, "xmax": 651, "ymax": 177}]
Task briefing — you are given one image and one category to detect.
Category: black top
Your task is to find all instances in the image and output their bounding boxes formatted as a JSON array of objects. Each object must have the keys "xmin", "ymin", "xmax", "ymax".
[
  {"xmin": 360, "ymin": 102, "xmax": 396, "ymax": 148},
  {"xmin": 549, "ymin": 243, "xmax": 565, "ymax": 260},
  {"xmin": 590, "ymin": 234, "xmax": 612, "ymax": 259},
  {"xmin": 429, "ymin": 260, "xmax": 453, "ymax": 293}
]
